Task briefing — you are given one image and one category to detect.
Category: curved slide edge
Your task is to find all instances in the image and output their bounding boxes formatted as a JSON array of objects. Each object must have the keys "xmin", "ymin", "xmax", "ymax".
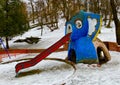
[{"xmin": 15, "ymin": 33, "xmax": 71, "ymax": 73}]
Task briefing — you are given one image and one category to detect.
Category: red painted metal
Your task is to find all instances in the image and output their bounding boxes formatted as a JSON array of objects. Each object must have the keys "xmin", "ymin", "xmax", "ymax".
[
  {"xmin": 1, "ymin": 42, "xmax": 119, "ymax": 55},
  {"xmin": 15, "ymin": 33, "xmax": 71, "ymax": 73},
  {"xmin": 0, "ymin": 48, "xmax": 66, "ymax": 54},
  {"xmin": 104, "ymin": 42, "xmax": 120, "ymax": 52}
]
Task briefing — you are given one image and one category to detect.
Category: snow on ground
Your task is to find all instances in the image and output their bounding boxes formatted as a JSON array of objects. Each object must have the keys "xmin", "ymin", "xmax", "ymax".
[
  {"xmin": 0, "ymin": 19, "xmax": 120, "ymax": 85},
  {"xmin": 98, "ymin": 22, "xmax": 116, "ymax": 42},
  {"xmin": 0, "ymin": 51, "xmax": 120, "ymax": 85},
  {"xmin": 9, "ymin": 18, "xmax": 66, "ymax": 49}
]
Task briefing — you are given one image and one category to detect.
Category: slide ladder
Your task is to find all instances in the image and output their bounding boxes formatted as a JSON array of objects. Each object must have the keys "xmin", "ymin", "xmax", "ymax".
[{"xmin": 15, "ymin": 33, "xmax": 71, "ymax": 73}]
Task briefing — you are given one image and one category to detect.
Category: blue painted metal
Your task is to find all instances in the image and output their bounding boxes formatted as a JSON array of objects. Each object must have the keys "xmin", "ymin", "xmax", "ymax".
[{"xmin": 65, "ymin": 10, "xmax": 101, "ymax": 63}]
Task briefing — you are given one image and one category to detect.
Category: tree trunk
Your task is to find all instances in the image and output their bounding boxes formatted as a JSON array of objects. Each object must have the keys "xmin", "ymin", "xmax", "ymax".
[
  {"xmin": 103, "ymin": 10, "xmax": 107, "ymax": 26},
  {"xmin": 5, "ymin": 37, "xmax": 9, "ymax": 49},
  {"xmin": 5, "ymin": 0, "xmax": 9, "ymax": 49},
  {"xmin": 30, "ymin": 0, "xmax": 35, "ymax": 23},
  {"xmin": 97, "ymin": 0, "xmax": 100, "ymax": 14},
  {"xmin": 106, "ymin": 14, "xmax": 112, "ymax": 28},
  {"xmin": 40, "ymin": 16, "xmax": 43, "ymax": 36},
  {"xmin": 110, "ymin": 0, "xmax": 120, "ymax": 45},
  {"xmin": 41, "ymin": 26, "xmax": 43, "ymax": 36}
]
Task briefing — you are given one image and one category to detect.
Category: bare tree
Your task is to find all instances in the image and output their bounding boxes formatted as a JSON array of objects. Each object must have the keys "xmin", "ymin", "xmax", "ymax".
[
  {"xmin": 110, "ymin": 0, "xmax": 120, "ymax": 45},
  {"xmin": 106, "ymin": 13, "xmax": 112, "ymax": 28},
  {"xmin": 29, "ymin": 0, "xmax": 35, "ymax": 23},
  {"xmin": 35, "ymin": 0, "xmax": 45, "ymax": 35},
  {"xmin": 106, "ymin": 1, "xmax": 113, "ymax": 28}
]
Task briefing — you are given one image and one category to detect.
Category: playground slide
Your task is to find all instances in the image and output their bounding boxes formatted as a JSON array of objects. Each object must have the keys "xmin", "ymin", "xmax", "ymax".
[{"xmin": 15, "ymin": 33, "xmax": 71, "ymax": 73}]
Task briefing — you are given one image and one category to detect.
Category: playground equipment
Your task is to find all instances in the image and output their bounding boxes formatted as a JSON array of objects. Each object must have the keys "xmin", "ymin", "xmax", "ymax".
[
  {"xmin": 15, "ymin": 33, "xmax": 71, "ymax": 73},
  {"xmin": 65, "ymin": 10, "xmax": 111, "ymax": 64},
  {"xmin": 15, "ymin": 10, "xmax": 111, "ymax": 74}
]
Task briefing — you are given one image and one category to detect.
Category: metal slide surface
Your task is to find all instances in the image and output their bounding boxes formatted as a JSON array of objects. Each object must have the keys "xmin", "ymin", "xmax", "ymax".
[{"xmin": 15, "ymin": 33, "xmax": 71, "ymax": 73}]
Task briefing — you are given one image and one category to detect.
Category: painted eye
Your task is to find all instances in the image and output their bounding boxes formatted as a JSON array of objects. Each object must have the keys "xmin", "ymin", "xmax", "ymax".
[
  {"xmin": 75, "ymin": 20, "xmax": 82, "ymax": 29},
  {"xmin": 66, "ymin": 24, "xmax": 72, "ymax": 33}
]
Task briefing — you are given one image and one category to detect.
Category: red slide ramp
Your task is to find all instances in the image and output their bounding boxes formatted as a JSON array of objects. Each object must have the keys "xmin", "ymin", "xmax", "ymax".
[{"xmin": 15, "ymin": 33, "xmax": 71, "ymax": 73}]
